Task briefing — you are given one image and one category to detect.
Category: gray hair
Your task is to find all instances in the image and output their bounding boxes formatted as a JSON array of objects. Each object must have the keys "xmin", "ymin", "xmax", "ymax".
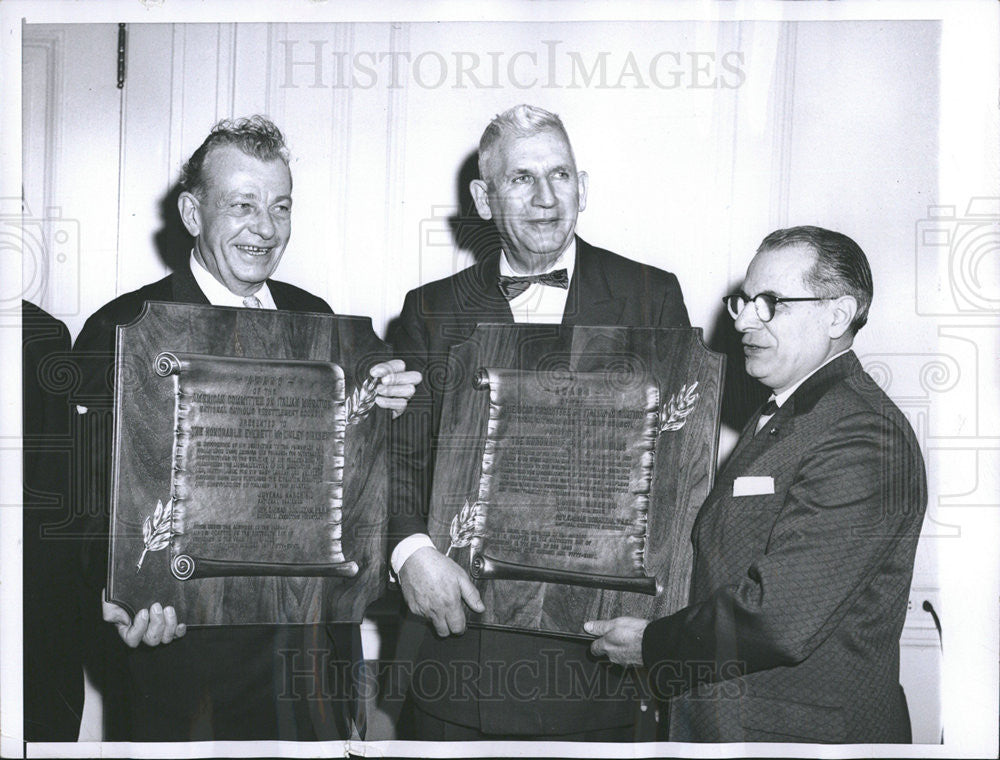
[
  {"xmin": 180, "ymin": 115, "xmax": 290, "ymax": 199},
  {"xmin": 477, "ymin": 104, "xmax": 574, "ymax": 185}
]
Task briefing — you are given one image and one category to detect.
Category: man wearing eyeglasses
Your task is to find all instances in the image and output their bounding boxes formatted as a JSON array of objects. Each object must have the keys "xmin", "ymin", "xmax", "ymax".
[{"xmin": 586, "ymin": 226, "xmax": 927, "ymax": 743}]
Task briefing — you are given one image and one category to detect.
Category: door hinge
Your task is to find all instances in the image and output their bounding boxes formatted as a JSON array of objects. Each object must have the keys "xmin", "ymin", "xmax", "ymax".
[{"xmin": 117, "ymin": 23, "xmax": 127, "ymax": 89}]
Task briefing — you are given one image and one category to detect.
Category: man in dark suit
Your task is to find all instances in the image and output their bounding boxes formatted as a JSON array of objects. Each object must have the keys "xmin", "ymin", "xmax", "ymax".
[
  {"xmin": 23, "ymin": 301, "xmax": 83, "ymax": 741},
  {"xmin": 587, "ymin": 226, "xmax": 926, "ymax": 743},
  {"xmin": 73, "ymin": 115, "xmax": 419, "ymax": 740},
  {"xmin": 388, "ymin": 104, "xmax": 690, "ymax": 740}
]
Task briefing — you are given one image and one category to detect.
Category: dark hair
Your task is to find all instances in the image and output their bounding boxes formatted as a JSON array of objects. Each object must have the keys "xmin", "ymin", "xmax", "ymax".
[
  {"xmin": 757, "ymin": 225, "xmax": 873, "ymax": 334},
  {"xmin": 180, "ymin": 115, "xmax": 290, "ymax": 198}
]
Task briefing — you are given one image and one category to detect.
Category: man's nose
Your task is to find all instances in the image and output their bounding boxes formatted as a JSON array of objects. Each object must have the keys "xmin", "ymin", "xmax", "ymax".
[
  {"xmin": 532, "ymin": 177, "xmax": 556, "ymax": 207},
  {"xmin": 250, "ymin": 209, "xmax": 276, "ymax": 238},
  {"xmin": 733, "ymin": 300, "xmax": 761, "ymax": 333}
]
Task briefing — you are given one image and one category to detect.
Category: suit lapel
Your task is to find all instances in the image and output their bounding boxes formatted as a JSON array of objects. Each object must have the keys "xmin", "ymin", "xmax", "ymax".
[
  {"xmin": 457, "ymin": 252, "xmax": 515, "ymax": 326},
  {"xmin": 715, "ymin": 351, "xmax": 861, "ymax": 483},
  {"xmin": 169, "ymin": 263, "xmax": 211, "ymax": 305},
  {"xmin": 562, "ymin": 238, "xmax": 626, "ymax": 326}
]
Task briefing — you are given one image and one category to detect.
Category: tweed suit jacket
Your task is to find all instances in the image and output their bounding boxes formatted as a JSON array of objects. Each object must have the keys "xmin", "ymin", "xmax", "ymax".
[
  {"xmin": 388, "ymin": 238, "xmax": 690, "ymax": 735},
  {"xmin": 641, "ymin": 351, "xmax": 926, "ymax": 743},
  {"xmin": 72, "ymin": 263, "xmax": 357, "ymax": 741}
]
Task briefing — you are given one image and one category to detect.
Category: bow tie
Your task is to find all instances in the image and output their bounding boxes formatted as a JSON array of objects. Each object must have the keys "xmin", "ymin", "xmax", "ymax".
[{"xmin": 497, "ymin": 269, "xmax": 569, "ymax": 301}]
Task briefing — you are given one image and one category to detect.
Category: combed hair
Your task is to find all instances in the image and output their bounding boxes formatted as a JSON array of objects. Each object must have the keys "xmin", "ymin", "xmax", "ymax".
[
  {"xmin": 180, "ymin": 115, "xmax": 290, "ymax": 198},
  {"xmin": 758, "ymin": 225, "xmax": 873, "ymax": 334},
  {"xmin": 477, "ymin": 104, "xmax": 574, "ymax": 185}
]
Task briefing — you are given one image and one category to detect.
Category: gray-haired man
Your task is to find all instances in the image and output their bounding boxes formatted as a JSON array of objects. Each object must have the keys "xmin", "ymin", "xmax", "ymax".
[{"xmin": 388, "ymin": 104, "xmax": 690, "ymax": 740}]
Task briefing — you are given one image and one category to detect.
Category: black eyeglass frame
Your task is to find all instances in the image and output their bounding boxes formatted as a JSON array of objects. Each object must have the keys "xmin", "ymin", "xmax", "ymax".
[{"xmin": 722, "ymin": 292, "xmax": 837, "ymax": 322}]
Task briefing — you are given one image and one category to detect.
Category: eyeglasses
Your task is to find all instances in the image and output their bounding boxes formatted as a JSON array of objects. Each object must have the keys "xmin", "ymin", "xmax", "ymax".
[{"xmin": 722, "ymin": 292, "xmax": 836, "ymax": 322}]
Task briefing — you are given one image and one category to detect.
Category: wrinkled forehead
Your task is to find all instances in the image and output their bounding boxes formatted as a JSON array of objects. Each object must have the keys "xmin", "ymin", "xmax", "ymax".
[
  {"xmin": 488, "ymin": 128, "xmax": 576, "ymax": 175},
  {"xmin": 744, "ymin": 244, "xmax": 818, "ymax": 294}
]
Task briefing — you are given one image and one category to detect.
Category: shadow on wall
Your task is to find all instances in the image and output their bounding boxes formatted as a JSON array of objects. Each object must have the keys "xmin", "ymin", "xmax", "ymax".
[
  {"xmin": 446, "ymin": 150, "xmax": 501, "ymax": 267},
  {"xmin": 153, "ymin": 181, "xmax": 194, "ymax": 272},
  {"xmin": 383, "ymin": 150, "xmax": 500, "ymax": 340}
]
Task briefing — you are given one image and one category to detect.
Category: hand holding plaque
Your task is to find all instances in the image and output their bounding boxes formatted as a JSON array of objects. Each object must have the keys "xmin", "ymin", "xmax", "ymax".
[
  {"xmin": 398, "ymin": 546, "xmax": 485, "ymax": 637},
  {"xmin": 102, "ymin": 591, "xmax": 187, "ymax": 647}
]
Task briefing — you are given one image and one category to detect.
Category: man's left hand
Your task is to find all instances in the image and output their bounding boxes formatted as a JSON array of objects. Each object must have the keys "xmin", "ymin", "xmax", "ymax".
[
  {"xmin": 585, "ymin": 616, "xmax": 649, "ymax": 666},
  {"xmin": 370, "ymin": 359, "xmax": 421, "ymax": 418}
]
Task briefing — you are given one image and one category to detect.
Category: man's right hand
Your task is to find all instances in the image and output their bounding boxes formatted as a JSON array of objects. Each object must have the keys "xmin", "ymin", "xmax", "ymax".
[
  {"xmin": 102, "ymin": 589, "xmax": 187, "ymax": 648},
  {"xmin": 398, "ymin": 546, "xmax": 485, "ymax": 636}
]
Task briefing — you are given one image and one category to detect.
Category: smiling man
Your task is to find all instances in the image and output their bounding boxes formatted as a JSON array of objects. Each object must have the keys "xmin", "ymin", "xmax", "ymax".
[
  {"xmin": 388, "ymin": 104, "xmax": 690, "ymax": 740},
  {"xmin": 72, "ymin": 116, "xmax": 419, "ymax": 740},
  {"xmin": 586, "ymin": 226, "xmax": 927, "ymax": 743}
]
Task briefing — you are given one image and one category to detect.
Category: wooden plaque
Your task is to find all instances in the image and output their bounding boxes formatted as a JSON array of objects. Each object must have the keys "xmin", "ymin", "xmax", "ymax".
[
  {"xmin": 106, "ymin": 302, "xmax": 389, "ymax": 626},
  {"xmin": 427, "ymin": 324, "xmax": 724, "ymax": 638}
]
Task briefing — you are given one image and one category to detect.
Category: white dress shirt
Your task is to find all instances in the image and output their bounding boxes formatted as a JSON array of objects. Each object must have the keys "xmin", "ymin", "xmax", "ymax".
[{"xmin": 189, "ymin": 251, "xmax": 277, "ymax": 309}]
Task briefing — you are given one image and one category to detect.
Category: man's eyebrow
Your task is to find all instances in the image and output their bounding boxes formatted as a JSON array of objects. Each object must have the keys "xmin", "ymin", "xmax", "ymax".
[
  {"xmin": 219, "ymin": 191, "xmax": 260, "ymax": 203},
  {"xmin": 504, "ymin": 163, "xmax": 573, "ymax": 178}
]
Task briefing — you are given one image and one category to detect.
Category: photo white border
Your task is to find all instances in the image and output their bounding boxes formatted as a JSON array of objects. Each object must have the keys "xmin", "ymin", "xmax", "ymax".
[{"xmin": 3, "ymin": 1, "xmax": 997, "ymax": 758}]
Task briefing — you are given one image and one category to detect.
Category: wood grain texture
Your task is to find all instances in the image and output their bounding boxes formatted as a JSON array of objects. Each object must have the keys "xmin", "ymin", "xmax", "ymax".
[
  {"xmin": 428, "ymin": 324, "xmax": 723, "ymax": 637},
  {"xmin": 106, "ymin": 302, "xmax": 389, "ymax": 625}
]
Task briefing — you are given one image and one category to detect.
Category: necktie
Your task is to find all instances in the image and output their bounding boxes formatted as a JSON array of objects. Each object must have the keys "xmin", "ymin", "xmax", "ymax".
[
  {"xmin": 497, "ymin": 268, "xmax": 569, "ymax": 301},
  {"xmin": 242, "ymin": 294, "xmax": 262, "ymax": 308},
  {"xmin": 754, "ymin": 398, "xmax": 779, "ymax": 435}
]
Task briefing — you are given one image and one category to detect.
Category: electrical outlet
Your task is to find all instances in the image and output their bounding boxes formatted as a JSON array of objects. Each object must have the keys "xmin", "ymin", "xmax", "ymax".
[{"xmin": 902, "ymin": 587, "xmax": 942, "ymax": 645}]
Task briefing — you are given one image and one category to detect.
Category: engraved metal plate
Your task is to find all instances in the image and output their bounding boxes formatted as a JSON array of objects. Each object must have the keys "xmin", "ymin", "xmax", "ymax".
[
  {"xmin": 427, "ymin": 324, "xmax": 724, "ymax": 638},
  {"xmin": 106, "ymin": 303, "xmax": 389, "ymax": 625}
]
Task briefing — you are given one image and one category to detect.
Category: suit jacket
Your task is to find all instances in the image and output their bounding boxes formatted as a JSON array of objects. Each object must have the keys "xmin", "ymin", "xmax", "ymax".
[
  {"xmin": 72, "ymin": 263, "xmax": 356, "ymax": 741},
  {"xmin": 388, "ymin": 238, "xmax": 690, "ymax": 735},
  {"xmin": 642, "ymin": 351, "xmax": 926, "ymax": 743},
  {"xmin": 23, "ymin": 301, "xmax": 84, "ymax": 741}
]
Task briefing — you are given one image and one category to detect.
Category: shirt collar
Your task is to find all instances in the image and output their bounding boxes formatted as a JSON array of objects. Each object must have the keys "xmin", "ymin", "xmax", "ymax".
[
  {"xmin": 771, "ymin": 347, "xmax": 853, "ymax": 408},
  {"xmin": 189, "ymin": 250, "xmax": 275, "ymax": 309},
  {"xmin": 499, "ymin": 238, "xmax": 577, "ymax": 282}
]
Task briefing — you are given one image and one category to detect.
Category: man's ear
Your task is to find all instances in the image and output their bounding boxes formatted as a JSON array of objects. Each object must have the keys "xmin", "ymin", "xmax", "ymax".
[
  {"xmin": 177, "ymin": 191, "xmax": 202, "ymax": 237},
  {"xmin": 469, "ymin": 179, "xmax": 493, "ymax": 221},
  {"xmin": 576, "ymin": 170, "xmax": 589, "ymax": 213},
  {"xmin": 828, "ymin": 295, "xmax": 858, "ymax": 340}
]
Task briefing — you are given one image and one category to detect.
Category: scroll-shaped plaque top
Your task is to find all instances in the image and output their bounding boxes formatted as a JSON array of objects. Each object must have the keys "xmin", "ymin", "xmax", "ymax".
[
  {"xmin": 457, "ymin": 366, "xmax": 659, "ymax": 594},
  {"xmin": 150, "ymin": 352, "xmax": 357, "ymax": 581}
]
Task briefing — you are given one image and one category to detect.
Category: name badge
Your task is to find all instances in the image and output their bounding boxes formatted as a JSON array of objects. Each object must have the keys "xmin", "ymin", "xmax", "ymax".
[{"xmin": 733, "ymin": 476, "xmax": 774, "ymax": 496}]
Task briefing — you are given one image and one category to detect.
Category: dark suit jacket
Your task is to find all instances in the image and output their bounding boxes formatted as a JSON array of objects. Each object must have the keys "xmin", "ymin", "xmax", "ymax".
[
  {"xmin": 388, "ymin": 238, "xmax": 690, "ymax": 735},
  {"xmin": 72, "ymin": 263, "xmax": 356, "ymax": 741},
  {"xmin": 642, "ymin": 351, "xmax": 926, "ymax": 743},
  {"xmin": 23, "ymin": 301, "xmax": 84, "ymax": 741}
]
